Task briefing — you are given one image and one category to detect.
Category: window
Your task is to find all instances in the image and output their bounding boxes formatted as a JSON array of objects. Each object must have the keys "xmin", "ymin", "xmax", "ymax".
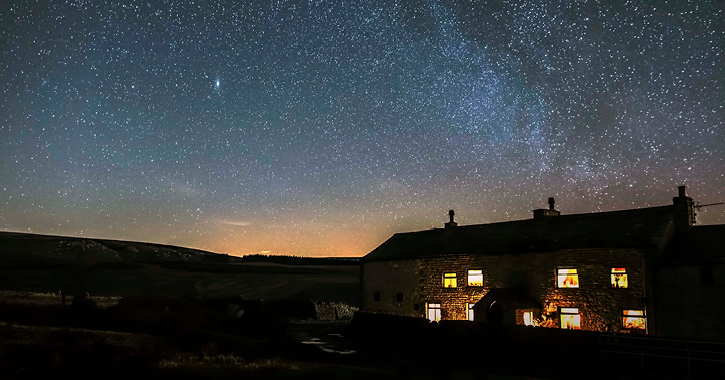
[
  {"xmin": 396, "ymin": 293, "xmax": 403, "ymax": 302},
  {"xmin": 414, "ymin": 303, "xmax": 420, "ymax": 311},
  {"xmin": 622, "ymin": 310, "xmax": 646, "ymax": 330},
  {"xmin": 559, "ymin": 307, "xmax": 581, "ymax": 329},
  {"xmin": 611, "ymin": 267, "xmax": 628, "ymax": 288},
  {"xmin": 467, "ymin": 269, "xmax": 484, "ymax": 286},
  {"xmin": 427, "ymin": 303, "xmax": 441, "ymax": 322},
  {"xmin": 523, "ymin": 312, "xmax": 533, "ymax": 326},
  {"xmin": 443, "ymin": 272, "xmax": 457, "ymax": 288},
  {"xmin": 467, "ymin": 303, "xmax": 475, "ymax": 321},
  {"xmin": 557, "ymin": 268, "xmax": 579, "ymax": 288},
  {"xmin": 374, "ymin": 292, "xmax": 380, "ymax": 301}
]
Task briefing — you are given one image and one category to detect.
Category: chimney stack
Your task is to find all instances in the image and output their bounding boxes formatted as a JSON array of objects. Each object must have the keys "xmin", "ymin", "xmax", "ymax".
[
  {"xmin": 534, "ymin": 197, "xmax": 561, "ymax": 219},
  {"xmin": 672, "ymin": 185, "xmax": 695, "ymax": 236},
  {"xmin": 445, "ymin": 209, "xmax": 458, "ymax": 228}
]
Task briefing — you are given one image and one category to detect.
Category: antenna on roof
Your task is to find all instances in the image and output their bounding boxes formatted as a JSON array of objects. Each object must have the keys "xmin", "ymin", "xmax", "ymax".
[
  {"xmin": 693, "ymin": 202, "xmax": 724, "ymax": 211},
  {"xmin": 692, "ymin": 201, "xmax": 724, "ymax": 225}
]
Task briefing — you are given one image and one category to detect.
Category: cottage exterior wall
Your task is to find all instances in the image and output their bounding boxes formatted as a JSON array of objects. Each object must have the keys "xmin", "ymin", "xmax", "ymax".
[{"xmin": 362, "ymin": 248, "xmax": 648, "ymax": 333}]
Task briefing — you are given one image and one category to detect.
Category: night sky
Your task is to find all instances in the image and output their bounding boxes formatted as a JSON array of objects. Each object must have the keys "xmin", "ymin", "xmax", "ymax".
[{"xmin": 1, "ymin": 0, "xmax": 723, "ymax": 257}]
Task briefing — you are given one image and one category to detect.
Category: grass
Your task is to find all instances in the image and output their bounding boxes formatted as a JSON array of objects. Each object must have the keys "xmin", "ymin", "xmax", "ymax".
[
  {"xmin": 0, "ymin": 262, "xmax": 360, "ymax": 306},
  {"xmin": 0, "ymin": 290, "xmax": 121, "ymax": 309},
  {"xmin": 157, "ymin": 353, "xmax": 290, "ymax": 371},
  {"xmin": 0, "ymin": 320, "xmax": 300, "ymax": 380}
]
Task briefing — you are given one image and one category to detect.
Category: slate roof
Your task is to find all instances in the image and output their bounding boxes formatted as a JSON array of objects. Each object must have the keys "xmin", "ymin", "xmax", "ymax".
[{"xmin": 363, "ymin": 205, "xmax": 676, "ymax": 262}]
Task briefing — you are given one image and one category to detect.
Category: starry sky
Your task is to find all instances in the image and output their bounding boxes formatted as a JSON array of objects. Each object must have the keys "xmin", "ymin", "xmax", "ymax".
[{"xmin": 1, "ymin": 0, "xmax": 724, "ymax": 257}]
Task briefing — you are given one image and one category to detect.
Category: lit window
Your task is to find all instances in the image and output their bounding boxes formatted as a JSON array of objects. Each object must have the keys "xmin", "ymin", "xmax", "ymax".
[
  {"xmin": 443, "ymin": 272, "xmax": 457, "ymax": 288},
  {"xmin": 560, "ymin": 307, "xmax": 581, "ymax": 329},
  {"xmin": 611, "ymin": 267, "xmax": 628, "ymax": 288},
  {"xmin": 427, "ymin": 303, "xmax": 441, "ymax": 322},
  {"xmin": 557, "ymin": 268, "xmax": 579, "ymax": 288},
  {"xmin": 622, "ymin": 310, "xmax": 646, "ymax": 330},
  {"xmin": 523, "ymin": 312, "xmax": 533, "ymax": 326},
  {"xmin": 467, "ymin": 303, "xmax": 475, "ymax": 321},
  {"xmin": 467, "ymin": 269, "xmax": 483, "ymax": 286}
]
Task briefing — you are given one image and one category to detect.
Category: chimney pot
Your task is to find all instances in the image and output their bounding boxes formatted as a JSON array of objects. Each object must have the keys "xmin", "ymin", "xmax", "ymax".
[
  {"xmin": 534, "ymin": 197, "xmax": 561, "ymax": 219},
  {"xmin": 445, "ymin": 209, "xmax": 457, "ymax": 228},
  {"xmin": 673, "ymin": 185, "xmax": 694, "ymax": 235}
]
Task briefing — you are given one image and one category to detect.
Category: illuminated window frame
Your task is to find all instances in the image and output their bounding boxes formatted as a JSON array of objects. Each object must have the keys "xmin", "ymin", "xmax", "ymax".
[
  {"xmin": 622, "ymin": 309, "xmax": 646, "ymax": 330},
  {"xmin": 523, "ymin": 311, "xmax": 533, "ymax": 326},
  {"xmin": 427, "ymin": 303, "xmax": 441, "ymax": 322},
  {"xmin": 556, "ymin": 268, "xmax": 579, "ymax": 288},
  {"xmin": 443, "ymin": 272, "xmax": 457, "ymax": 288},
  {"xmin": 467, "ymin": 269, "xmax": 484, "ymax": 287},
  {"xmin": 559, "ymin": 307, "xmax": 581, "ymax": 330},
  {"xmin": 611, "ymin": 267, "xmax": 629, "ymax": 288},
  {"xmin": 467, "ymin": 303, "xmax": 475, "ymax": 321}
]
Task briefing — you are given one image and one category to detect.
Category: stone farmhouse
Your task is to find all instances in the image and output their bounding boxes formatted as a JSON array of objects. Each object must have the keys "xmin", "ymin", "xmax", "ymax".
[{"xmin": 360, "ymin": 186, "xmax": 725, "ymax": 341}]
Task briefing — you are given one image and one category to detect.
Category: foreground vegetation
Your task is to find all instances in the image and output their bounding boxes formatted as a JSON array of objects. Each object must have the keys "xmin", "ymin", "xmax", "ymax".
[{"xmin": 0, "ymin": 291, "xmax": 371, "ymax": 379}]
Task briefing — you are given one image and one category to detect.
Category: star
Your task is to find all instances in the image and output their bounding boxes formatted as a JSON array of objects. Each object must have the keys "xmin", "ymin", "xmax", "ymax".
[{"xmin": 0, "ymin": 0, "xmax": 722, "ymax": 257}]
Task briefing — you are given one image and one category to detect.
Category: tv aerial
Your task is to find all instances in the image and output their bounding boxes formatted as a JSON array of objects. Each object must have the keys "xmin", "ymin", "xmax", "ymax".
[{"xmin": 692, "ymin": 201, "xmax": 724, "ymax": 224}]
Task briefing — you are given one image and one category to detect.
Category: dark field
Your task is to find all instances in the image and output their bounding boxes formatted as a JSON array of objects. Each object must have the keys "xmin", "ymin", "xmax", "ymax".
[{"xmin": 0, "ymin": 262, "xmax": 360, "ymax": 306}]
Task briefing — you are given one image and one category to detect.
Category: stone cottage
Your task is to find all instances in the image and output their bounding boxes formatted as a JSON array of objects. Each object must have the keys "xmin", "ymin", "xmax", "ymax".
[{"xmin": 360, "ymin": 186, "xmax": 725, "ymax": 340}]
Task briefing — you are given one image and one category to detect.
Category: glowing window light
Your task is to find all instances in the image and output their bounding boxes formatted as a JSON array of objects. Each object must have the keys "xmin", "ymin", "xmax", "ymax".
[
  {"xmin": 611, "ymin": 267, "xmax": 629, "ymax": 288},
  {"xmin": 622, "ymin": 309, "xmax": 646, "ymax": 330},
  {"xmin": 467, "ymin": 269, "xmax": 483, "ymax": 286},
  {"xmin": 557, "ymin": 268, "xmax": 579, "ymax": 288},
  {"xmin": 467, "ymin": 303, "xmax": 475, "ymax": 321},
  {"xmin": 443, "ymin": 272, "xmax": 457, "ymax": 288},
  {"xmin": 427, "ymin": 303, "xmax": 441, "ymax": 322},
  {"xmin": 523, "ymin": 312, "xmax": 533, "ymax": 326},
  {"xmin": 560, "ymin": 307, "xmax": 581, "ymax": 329}
]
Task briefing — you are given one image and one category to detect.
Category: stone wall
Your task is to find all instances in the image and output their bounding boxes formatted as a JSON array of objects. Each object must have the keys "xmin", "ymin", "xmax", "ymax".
[
  {"xmin": 312, "ymin": 301, "xmax": 358, "ymax": 320},
  {"xmin": 361, "ymin": 248, "xmax": 648, "ymax": 333}
]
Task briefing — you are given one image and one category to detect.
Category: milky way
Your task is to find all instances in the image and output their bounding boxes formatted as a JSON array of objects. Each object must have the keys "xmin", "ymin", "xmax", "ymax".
[{"xmin": 1, "ymin": 0, "xmax": 723, "ymax": 256}]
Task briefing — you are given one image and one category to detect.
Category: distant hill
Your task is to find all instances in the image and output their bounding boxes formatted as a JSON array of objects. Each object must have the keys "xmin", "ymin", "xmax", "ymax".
[
  {"xmin": 0, "ymin": 232, "xmax": 360, "ymax": 269},
  {"xmin": 237, "ymin": 254, "xmax": 360, "ymax": 266},
  {"xmin": 0, "ymin": 231, "xmax": 223, "ymax": 269},
  {"xmin": 0, "ymin": 231, "xmax": 361, "ymax": 303}
]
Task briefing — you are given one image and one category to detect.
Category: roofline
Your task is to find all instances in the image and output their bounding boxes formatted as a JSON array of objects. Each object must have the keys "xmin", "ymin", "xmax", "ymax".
[
  {"xmin": 386, "ymin": 204, "xmax": 674, "ymax": 237},
  {"xmin": 361, "ymin": 246, "xmax": 653, "ymax": 263}
]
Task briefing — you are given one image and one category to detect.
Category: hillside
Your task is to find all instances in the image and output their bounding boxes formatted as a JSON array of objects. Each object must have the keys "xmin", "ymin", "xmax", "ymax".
[
  {"xmin": 0, "ymin": 231, "xmax": 221, "ymax": 268},
  {"xmin": 0, "ymin": 232, "xmax": 361, "ymax": 305}
]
